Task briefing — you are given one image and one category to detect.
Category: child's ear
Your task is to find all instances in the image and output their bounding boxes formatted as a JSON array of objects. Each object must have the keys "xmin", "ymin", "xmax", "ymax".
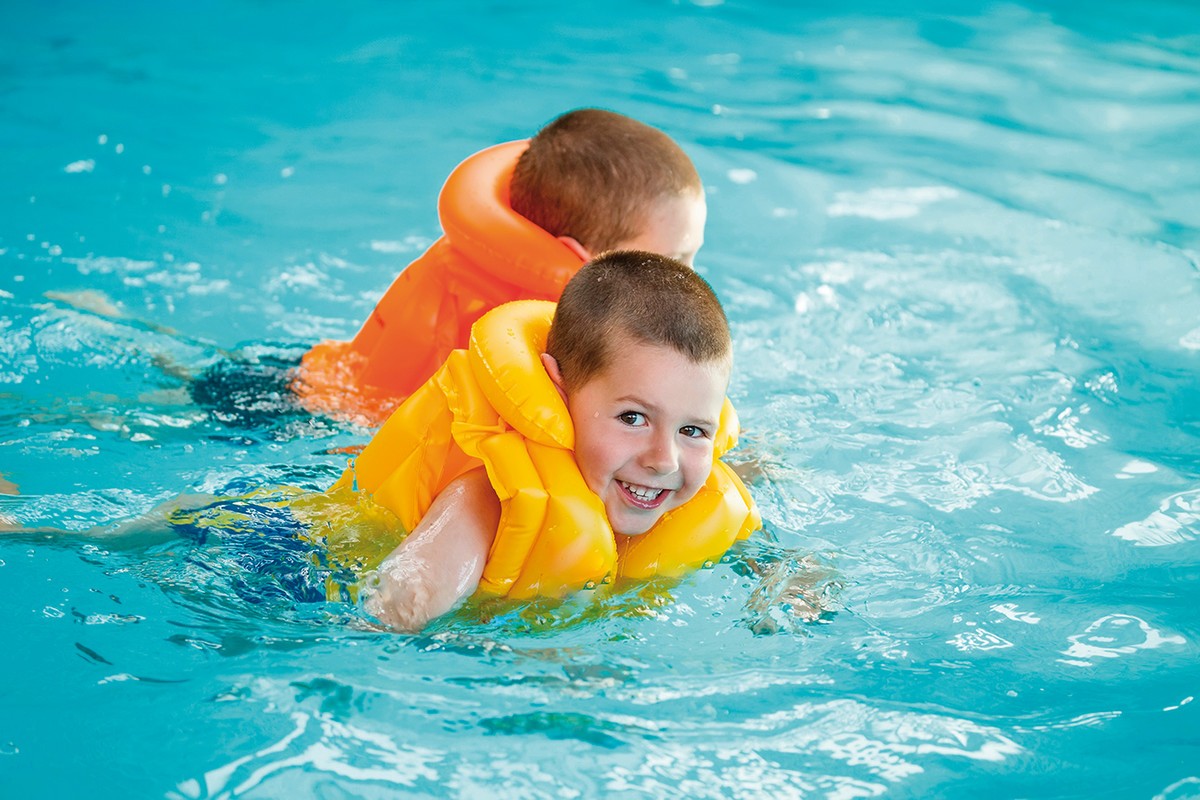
[
  {"xmin": 540, "ymin": 353, "xmax": 569, "ymax": 402},
  {"xmin": 556, "ymin": 236, "xmax": 592, "ymax": 262}
]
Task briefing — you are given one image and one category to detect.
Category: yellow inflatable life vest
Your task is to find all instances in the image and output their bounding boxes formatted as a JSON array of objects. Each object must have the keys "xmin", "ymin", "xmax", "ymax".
[{"xmin": 330, "ymin": 300, "xmax": 762, "ymax": 599}]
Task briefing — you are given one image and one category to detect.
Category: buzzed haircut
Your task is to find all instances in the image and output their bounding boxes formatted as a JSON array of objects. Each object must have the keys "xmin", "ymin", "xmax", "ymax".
[
  {"xmin": 510, "ymin": 108, "xmax": 702, "ymax": 254},
  {"xmin": 546, "ymin": 250, "xmax": 731, "ymax": 392}
]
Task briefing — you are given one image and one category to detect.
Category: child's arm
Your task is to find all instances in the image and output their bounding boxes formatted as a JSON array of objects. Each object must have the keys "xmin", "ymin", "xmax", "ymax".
[{"xmin": 362, "ymin": 468, "xmax": 500, "ymax": 632}]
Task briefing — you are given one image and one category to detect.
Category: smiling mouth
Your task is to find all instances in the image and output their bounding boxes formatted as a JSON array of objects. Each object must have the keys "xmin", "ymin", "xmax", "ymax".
[{"xmin": 618, "ymin": 480, "xmax": 669, "ymax": 509}]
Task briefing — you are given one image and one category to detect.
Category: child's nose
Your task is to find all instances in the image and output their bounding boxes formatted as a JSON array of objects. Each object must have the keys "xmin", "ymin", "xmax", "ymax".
[{"xmin": 641, "ymin": 431, "xmax": 679, "ymax": 474}]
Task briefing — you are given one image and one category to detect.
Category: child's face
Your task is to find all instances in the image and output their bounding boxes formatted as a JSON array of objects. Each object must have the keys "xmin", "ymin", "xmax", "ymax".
[
  {"xmin": 612, "ymin": 189, "xmax": 707, "ymax": 267},
  {"xmin": 563, "ymin": 338, "xmax": 729, "ymax": 537}
]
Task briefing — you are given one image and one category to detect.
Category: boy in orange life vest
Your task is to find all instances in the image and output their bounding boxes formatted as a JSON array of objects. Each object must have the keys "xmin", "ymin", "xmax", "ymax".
[
  {"xmin": 293, "ymin": 109, "xmax": 707, "ymax": 426},
  {"xmin": 348, "ymin": 251, "xmax": 760, "ymax": 632}
]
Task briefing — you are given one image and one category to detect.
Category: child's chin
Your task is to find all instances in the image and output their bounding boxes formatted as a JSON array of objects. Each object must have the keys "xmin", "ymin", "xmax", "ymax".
[{"xmin": 610, "ymin": 515, "xmax": 661, "ymax": 538}]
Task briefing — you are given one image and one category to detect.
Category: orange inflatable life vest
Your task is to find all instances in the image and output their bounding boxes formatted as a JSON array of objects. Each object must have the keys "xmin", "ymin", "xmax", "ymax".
[
  {"xmin": 328, "ymin": 300, "xmax": 762, "ymax": 600},
  {"xmin": 293, "ymin": 140, "xmax": 585, "ymax": 426}
]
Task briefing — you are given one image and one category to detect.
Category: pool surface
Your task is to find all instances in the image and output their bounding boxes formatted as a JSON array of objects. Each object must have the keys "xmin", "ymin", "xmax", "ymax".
[{"xmin": 2, "ymin": 1, "xmax": 1198, "ymax": 797}]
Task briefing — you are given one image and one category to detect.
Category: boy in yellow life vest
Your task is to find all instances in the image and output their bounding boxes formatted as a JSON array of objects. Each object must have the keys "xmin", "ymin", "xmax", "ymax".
[
  {"xmin": 340, "ymin": 250, "xmax": 760, "ymax": 632},
  {"xmin": 1, "ymin": 252, "xmax": 757, "ymax": 627},
  {"xmin": 289, "ymin": 109, "xmax": 707, "ymax": 426}
]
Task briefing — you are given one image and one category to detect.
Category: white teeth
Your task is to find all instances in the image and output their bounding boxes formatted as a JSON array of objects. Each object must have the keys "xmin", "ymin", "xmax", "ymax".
[{"xmin": 620, "ymin": 481, "xmax": 664, "ymax": 502}]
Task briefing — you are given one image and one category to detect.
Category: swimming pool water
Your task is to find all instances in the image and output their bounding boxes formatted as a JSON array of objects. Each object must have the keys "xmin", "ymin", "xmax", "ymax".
[{"xmin": 2, "ymin": 1, "xmax": 1198, "ymax": 797}]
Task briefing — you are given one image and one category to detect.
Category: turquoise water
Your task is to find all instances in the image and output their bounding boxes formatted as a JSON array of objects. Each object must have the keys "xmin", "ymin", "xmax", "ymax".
[{"xmin": 2, "ymin": 1, "xmax": 1199, "ymax": 797}]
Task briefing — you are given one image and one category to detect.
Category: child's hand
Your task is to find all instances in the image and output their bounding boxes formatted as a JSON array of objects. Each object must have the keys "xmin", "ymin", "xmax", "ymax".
[
  {"xmin": 362, "ymin": 557, "xmax": 439, "ymax": 633},
  {"xmin": 736, "ymin": 545, "xmax": 841, "ymax": 635}
]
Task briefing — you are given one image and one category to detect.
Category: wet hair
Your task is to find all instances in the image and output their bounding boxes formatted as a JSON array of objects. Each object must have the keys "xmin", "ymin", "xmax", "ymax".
[
  {"xmin": 546, "ymin": 250, "xmax": 731, "ymax": 392},
  {"xmin": 510, "ymin": 108, "xmax": 702, "ymax": 254}
]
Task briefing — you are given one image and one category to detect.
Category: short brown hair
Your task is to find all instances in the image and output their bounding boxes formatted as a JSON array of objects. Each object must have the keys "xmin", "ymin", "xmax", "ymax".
[
  {"xmin": 546, "ymin": 250, "xmax": 731, "ymax": 392},
  {"xmin": 510, "ymin": 108, "xmax": 702, "ymax": 254}
]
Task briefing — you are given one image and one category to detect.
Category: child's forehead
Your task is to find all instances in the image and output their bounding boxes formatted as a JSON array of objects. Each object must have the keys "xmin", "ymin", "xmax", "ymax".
[{"xmin": 591, "ymin": 334, "xmax": 731, "ymax": 387}]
